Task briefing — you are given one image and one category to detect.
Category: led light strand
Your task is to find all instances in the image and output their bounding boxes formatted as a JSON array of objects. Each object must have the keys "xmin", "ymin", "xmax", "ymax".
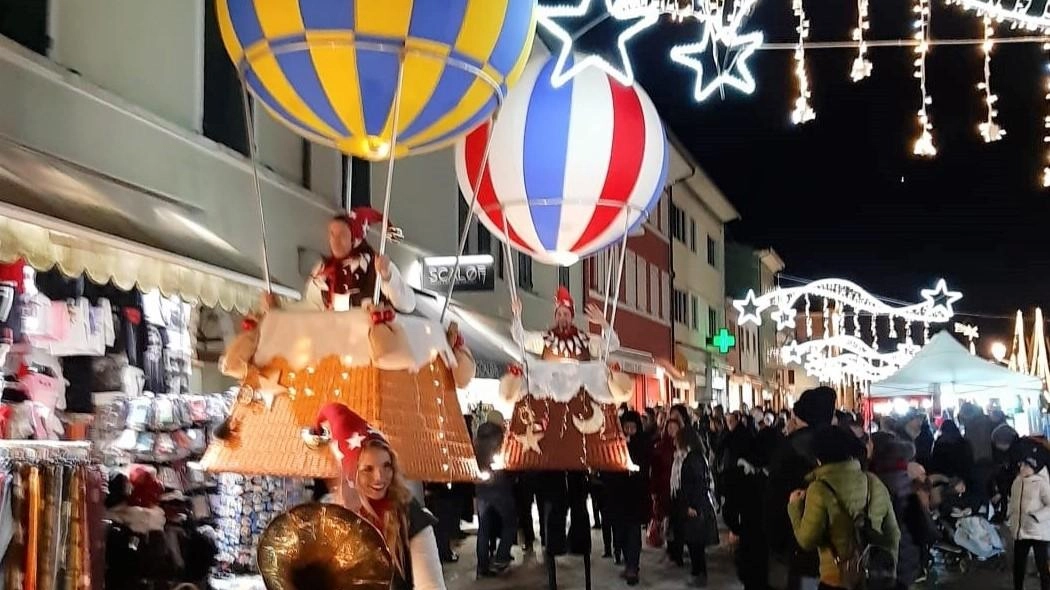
[
  {"xmin": 791, "ymin": 0, "xmax": 816, "ymax": 124},
  {"xmin": 913, "ymin": 0, "xmax": 937, "ymax": 157},
  {"xmin": 946, "ymin": 0, "xmax": 1050, "ymax": 33},
  {"xmin": 732, "ymin": 278, "xmax": 961, "ymax": 328},
  {"xmin": 805, "ymin": 294, "xmax": 813, "ymax": 338},
  {"xmin": 851, "ymin": 0, "xmax": 873, "ymax": 81},
  {"xmin": 1043, "ymin": 43, "xmax": 1050, "ymax": 187},
  {"xmin": 978, "ymin": 17, "xmax": 1007, "ymax": 142}
]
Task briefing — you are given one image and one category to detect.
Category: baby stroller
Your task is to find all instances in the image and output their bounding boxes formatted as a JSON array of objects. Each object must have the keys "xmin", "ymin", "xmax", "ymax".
[{"xmin": 928, "ymin": 476, "xmax": 1005, "ymax": 574}]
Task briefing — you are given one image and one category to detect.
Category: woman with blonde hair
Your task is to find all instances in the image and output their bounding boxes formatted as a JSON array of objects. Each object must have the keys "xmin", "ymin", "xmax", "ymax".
[{"xmin": 308, "ymin": 403, "xmax": 446, "ymax": 590}]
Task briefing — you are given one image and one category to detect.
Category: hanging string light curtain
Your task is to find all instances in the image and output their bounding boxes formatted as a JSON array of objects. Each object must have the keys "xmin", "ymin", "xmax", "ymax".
[{"xmin": 912, "ymin": 0, "xmax": 938, "ymax": 157}]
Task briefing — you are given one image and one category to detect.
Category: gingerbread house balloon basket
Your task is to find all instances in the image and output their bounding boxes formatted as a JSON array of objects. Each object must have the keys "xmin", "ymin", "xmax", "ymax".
[
  {"xmin": 201, "ymin": 309, "xmax": 479, "ymax": 481},
  {"xmin": 499, "ymin": 359, "xmax": 635, "ymax": 472}
]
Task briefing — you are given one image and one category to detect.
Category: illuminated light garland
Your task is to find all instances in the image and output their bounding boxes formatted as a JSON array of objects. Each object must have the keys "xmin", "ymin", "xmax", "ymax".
[
  {"xmin": 978, "ymin": 17, "xmax": 1006, "ymax": 142},
  {"xmin": 913, "ymin": 0, "xmax": 937, "ymax": 157},
  {"xmin": 1009, "ymin": 310, "xmax": 1031, "ymax": 373},
  {"xmin": 735, "ymin": 278, "xmax": 960, "ymax": 385},
  {"xmin": 946, "ymin": 0, "xmax": 1050, "ymax": 33},
  {"xmin": 954, "ymin": 321, "xmax": 979, "ymax": 354},
  {"xmin": 733, "ymin": 278, "xmax": 961, "ymax": 328},
  {"xmin": 851, "ymin": 0, "xmax": 873, "ymax": 81},
  {"xmin": 1043, "ymin": 43, "xmax": 1050, "ymax": 187},
  {"xmin": 791, "ymin": 0, "xmax": 816, "ymax": 124},
  {"xmin": 670, "ymin": 19, "xmax": 764, "ymax": 102},
  {"xmin": 805, "ymin": 294, "xmax": 813, "ymax": 338},
  {"xmin": 788, "ymin": 335, "xmax": 919, "ymax": 383},
  {"xmin": 538, "ymin": 0, "xmax": 659, "ymax": 88}
]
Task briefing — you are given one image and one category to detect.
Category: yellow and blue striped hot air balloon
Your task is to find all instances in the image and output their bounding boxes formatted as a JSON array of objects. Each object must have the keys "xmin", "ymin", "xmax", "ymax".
[{"xmin": 216, "ymin": 0, "xmax": 537, "ymax": 160}]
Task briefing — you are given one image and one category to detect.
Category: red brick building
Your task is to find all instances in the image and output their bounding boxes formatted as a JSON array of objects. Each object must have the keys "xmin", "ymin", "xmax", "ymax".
[{"xmin": 584, "ymin": 193, "xmax": 676, "ymax": 410}]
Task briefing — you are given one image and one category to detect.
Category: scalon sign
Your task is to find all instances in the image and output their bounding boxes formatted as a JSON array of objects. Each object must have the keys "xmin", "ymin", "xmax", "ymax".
[{"xmin": 420, "ymin": 255, "xmax": 495, "ymax": 292}]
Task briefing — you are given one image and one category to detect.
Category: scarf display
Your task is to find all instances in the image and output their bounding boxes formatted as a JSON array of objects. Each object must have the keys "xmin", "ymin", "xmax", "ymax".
[{"xmin": 0, "ymin": 446, "xmax": 104, "ymax": 590}]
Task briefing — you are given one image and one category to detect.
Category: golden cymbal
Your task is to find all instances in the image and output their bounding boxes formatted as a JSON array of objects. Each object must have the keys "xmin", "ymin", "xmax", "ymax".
[{"xmin": 258, "ymin": 503, "xmax": 394, "ymax": 590}]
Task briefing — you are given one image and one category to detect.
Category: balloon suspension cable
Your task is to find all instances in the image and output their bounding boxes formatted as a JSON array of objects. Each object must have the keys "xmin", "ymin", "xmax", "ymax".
[
  {"xmin": 441, "ymin": 106, "xmax": 502, "ymax": 324},
  {"xmin": 238, "ymin": 80, "xmax": 273, "ymax": 293},
  {"xmin": 601, "ymin": 242, "xmax": 617, "ymax": 319},
  {"xmin": 603, "ymin": 214, "xmax": 632, "ymax": 364},
  {"xmin": 499, "ymin": 217, "xmax": 530, "ymax": 391},
  {"xmin": 373, "ymin": 52, "xmax": 408, "ymax": 307}
]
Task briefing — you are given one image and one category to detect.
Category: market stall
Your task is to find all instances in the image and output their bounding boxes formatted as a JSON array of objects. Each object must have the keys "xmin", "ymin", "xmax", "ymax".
[{"xmin": 870, "ymin": 332, "xmax": 1045, "ymax": 433}]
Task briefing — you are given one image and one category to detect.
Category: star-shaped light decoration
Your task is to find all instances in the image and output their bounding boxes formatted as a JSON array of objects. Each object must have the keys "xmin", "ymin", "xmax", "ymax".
[
  {"xmin": 920, "ymin": 279, "xmax": 963, "ymax": 319},
  {"xmin": 781, "ymin": 340, "xmax": 803, "ymax": 365},
  {"xmin": 538, "ymin": 0, "xmax": 659, "ymax": 88},
  {"xmin": 514, "ymin": 426, "xmax": 545, "ymax": 455},
  {"xmin": 670, "ymin": 19, "xmax": 764, "ymax": 102},
  {"xmin": 732, "ymin": 289, "xmax": 768, "ymax": 326},
  {"xmin": 772, "ymin": 306, "xmax": 796, "ymax": 331}
]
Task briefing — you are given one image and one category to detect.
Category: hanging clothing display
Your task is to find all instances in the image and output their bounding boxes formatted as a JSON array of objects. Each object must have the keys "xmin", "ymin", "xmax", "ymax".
[{"xmin": 0, "ymin": 442, "xmax": 105, "ymax": 590}]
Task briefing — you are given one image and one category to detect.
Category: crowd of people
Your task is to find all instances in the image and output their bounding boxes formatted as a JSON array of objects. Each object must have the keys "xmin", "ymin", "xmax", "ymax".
[{"xmin": 455, "ymin": 387, "xmax": 1050, "ymax": 590}]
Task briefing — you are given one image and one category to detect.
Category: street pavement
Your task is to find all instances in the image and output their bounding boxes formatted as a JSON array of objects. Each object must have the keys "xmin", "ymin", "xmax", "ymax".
[{"xmin": 441, "ymin": 526, "xmax": 1013, "ymax": 590}]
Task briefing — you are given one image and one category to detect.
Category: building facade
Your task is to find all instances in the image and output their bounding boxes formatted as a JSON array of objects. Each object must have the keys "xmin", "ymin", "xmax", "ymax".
[
  {"xmin": 668, "ymin": 136, "xmax": 740, "ymax": 406},
  {"xmin": 725, "ymin": 243, "xmax": 786, "ymax": 410},
  {"xmin": 583, "ymin": 190, "xmax": 674, "ymax": 410}
]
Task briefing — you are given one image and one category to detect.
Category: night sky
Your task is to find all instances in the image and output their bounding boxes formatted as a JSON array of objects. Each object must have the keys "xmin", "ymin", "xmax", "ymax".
[{"xmin": 545, "ymin": 0, "xmax": 1050, "ymax": 344}]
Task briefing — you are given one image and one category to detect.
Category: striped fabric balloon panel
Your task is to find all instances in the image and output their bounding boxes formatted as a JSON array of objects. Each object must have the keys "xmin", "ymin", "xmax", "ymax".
[
  {"xmin": 216, "ymin": 0, "xmax": 536, "ymax": 159},
  {"xmin": 455, "ymin": 55, "xmax": 669, "ymax": 266}
]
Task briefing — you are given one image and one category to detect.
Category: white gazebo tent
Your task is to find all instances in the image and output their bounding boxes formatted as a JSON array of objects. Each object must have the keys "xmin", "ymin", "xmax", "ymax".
[{"xmin": 871, "ymin": 332, "xmax": 1044, "ymax": 433}]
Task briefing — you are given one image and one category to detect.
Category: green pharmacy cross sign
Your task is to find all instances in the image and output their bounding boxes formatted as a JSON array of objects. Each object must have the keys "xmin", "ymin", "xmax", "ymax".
[{"xmin": 712, "ymin": 328, "xmax": 736, "ymax": 354}]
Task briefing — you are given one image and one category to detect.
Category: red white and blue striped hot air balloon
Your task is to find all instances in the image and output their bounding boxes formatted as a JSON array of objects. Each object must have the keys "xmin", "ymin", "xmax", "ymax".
[{"xmin": 454, "ymin": 54, "xmax": 669, "ymax": 266}]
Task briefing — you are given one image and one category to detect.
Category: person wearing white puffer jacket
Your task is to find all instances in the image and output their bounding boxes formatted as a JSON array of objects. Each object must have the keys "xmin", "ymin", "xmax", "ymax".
[{"xmin": 1008, "ymin": 448, "xmax": 1050, "ymax": 590}]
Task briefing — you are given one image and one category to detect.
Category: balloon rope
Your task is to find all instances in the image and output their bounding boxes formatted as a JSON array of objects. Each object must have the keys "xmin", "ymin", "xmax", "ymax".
[
  {"xmin": 238, "ymin": 82, "xmax": 273, "ymax": 293},
  {"xmin": 603, "ymin": 214, "xmax": 632, "ymax": 364},
  {"xmin": 499, "ymin": 214, "xmax": 530, "ymax": 392},
  {"xmin": 601, "ymin": 244, "xmax": 616, "ymax": 319},
  {"xmin": 441, "ymin": 107, "xmax": 502, "ymax": 324},
  {"xmin": 373, "ymin": 53, "xmax": 408, "ymax": 306}
]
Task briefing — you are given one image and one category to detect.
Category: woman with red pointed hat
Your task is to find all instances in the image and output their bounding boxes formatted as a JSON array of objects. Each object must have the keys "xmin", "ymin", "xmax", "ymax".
[{"xmin": 307, "ymin": 402, "xmax": 445, "ymax": 590}]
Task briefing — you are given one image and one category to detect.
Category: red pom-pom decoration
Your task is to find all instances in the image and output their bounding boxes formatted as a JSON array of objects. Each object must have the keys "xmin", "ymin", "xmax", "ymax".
[
  {"xmin": 507, "ymin": 364, "xmax": 524, "ymax": 377},
  {"xmin": 241, "ymin": 317, "xmax": 258, "ymax": 332},
  {"xmin": 370, "ymin": 308, "xmax": 396, "ymax": 325}
]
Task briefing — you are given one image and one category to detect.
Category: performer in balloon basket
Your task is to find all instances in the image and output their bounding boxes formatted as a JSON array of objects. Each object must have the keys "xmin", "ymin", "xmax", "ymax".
[
  {"xmin": 511, "ymin": 287, "xmax": 618, "ymax": 362},
  {"xmin": 304, "ymin": 402, "xmax": 446, "ymax": 590},
  {"xmin": 501, "ymin": 287, "xmax": 631, "ymax": 573},
  {"xmin": 263, "ymin": 208, "xmax": 415, "ymax": 314}
]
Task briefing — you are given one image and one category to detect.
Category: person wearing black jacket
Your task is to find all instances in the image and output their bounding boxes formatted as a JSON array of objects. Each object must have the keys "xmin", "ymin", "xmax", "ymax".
[
  {"xmin": 605, "ymin": 411, "xmax": 652, "ymax": 585},
  {"xmin": 669, "ymin": 426, "xmax": 719, "ymax": 587},
  {"xmin": 722, "ymin": 421, "xmax": 769, "ymax": 590},
  {"xmin": 766, "ymin": 386, "xmax": 836, "ymax": 590}
]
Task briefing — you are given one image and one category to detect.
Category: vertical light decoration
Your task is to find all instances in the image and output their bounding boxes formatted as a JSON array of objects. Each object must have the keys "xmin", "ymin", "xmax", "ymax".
[
  {"xmin": 1043, "ymin": 43, "xmax": 1050, "ymax": 187},
  {"xmin": 978, "ymin": 16, "xmax": 1006, "ymax": 142},
  {"xmin": 851, "ymin": 0, "xmax": 873, "ymax": 81},
  {"xmin": 805, "ymin": 294, "xmax": 813, "ymax": 338},
  {"xmin": 822, "ymin": 297, "xmax": 830, "ymax": 338},
  {"xmin": 888, "ymin": 314, "xmax": 898, "ymax": 339},
  {"xmin": 912, "ymin": 0, "xmax": 937, "ymax": 157},
  {"xmin": 791, "ymin": 0, "xmax": 816, "ymax": 124}
]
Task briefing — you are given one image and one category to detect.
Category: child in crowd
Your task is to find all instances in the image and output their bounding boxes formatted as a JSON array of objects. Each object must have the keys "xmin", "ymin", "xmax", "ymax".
[{"xmin": 1008, "ymin": 450, "xmax": 1050, "ymax": 590}]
